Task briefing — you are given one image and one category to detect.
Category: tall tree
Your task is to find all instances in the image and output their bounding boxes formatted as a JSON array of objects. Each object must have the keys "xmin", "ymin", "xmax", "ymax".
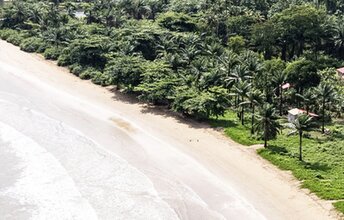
[
  {"xmin": 254, "ymin": 104, "xmax": 281, "ymax": 148},
  {"xmin": 271, "ymin": 4, "xmax": 328, "ymax": 59},
  {"xmin": 296, "ymin": 89, "xmax": 316, "ymax": 114},
  {"xmin": 289, "ymin": 114, "xmax": 317, "ymax": 161},
  {"xmin": 333, "ymin": 16, "xmax": 344, "ymax": 57},
  {"xmin": 234, "ymin": 80, "xmax": 252, "ymax": 125},
  {"xmin": 241, "ymin": 89, "xmax": 264, "ymax": 134},
  {"xmin": 271, "ymin": 70, "xmax": 288, "ymax": 116},
  {"xmin": 314, "ymin": 82, "xmax": 336, "ymax": 133},
  {"xmin": 285, "ymin": 58, "xmax": 320, "ymax": 95}
]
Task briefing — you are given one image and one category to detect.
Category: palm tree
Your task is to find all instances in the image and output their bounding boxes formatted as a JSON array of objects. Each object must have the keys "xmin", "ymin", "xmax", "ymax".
[
  {"xmin": 334, "ymin": 17, "xmax": 344, "ymax": 57},
  {"xmin": 144, "ymin": 0, "xmax": 164, "ymax": 20},
  {"xmin": 117, "ymin": 0, "xmax": 148, "ymax": 20},
  {"xmin": 332, "ymin": 96, "xmax": 344, "ymax": 118},
  {"xmin": 164, "ymin": 53, "xmax": 184, "ymax": 71},
  {"xmin": 241, "ymin": 90, "xmax": 264, "ymax": 134},
  {"xmin": 289, "ymin": 114, "xmax": 316, "ymax": 161},
  {"xmin": 156, "ymin": 35, "xmax": 178, "ymax": 58},
  {"xmin": 241, "ymin": 50, "xmax": 262, "ymax": 78},
  {"xmin": 271, "ymin": 70, "xmax": 288, "ymax": 116},
  {"xmin": 189, "ymin": 58, "xmax": 208, "ymax": 89},
  {"xmin": 180, "ymin": 45, "xmax": 201, "ymax": 65},
  {"xmin": 205, "ymin": 42, "xmax": 224, "ymax": 59},
  {"xmin": 296, "ymin": 89, "xmax": 316, "ymax": 114},
  {"xmin": 233, "ymin": 81, "xmax": 251, "ymax": 125},
  {"xmin": 254, "ymin": 104, "xmax": 281, "ymax": 148},
  {"xmin": 218, "ymin": 51, "xmax": 239, "ymax": 80},
  {"xmin": 224, "ymin": 64, "xmax": 251, "ymax": 91},
  {"xmin": 63, "ymin": 2, "xmax": 77, "ymax": 18},
  {"xmin": 2, "ymin": 1, "xmax": 28, "ymax": 28},
  {"xmin": 42, "ymin": 26, "xmax": 70, "ymax": 48},
  {"xmin": 181, "ymin": 33, "xmax": 202, "ymax": 49},
  {"xmin": 314, "ymin": 82, "xmax": 336, "ymax": 133},
  {"xmin": 101, "ymin": 6, "xmax": 124, "ymax": 27}
]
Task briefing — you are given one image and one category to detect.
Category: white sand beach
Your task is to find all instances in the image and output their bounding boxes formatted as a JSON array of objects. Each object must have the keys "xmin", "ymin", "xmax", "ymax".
[{"xmin": 0, "ymin": 40, "xmax": 340, "ymax": 220}]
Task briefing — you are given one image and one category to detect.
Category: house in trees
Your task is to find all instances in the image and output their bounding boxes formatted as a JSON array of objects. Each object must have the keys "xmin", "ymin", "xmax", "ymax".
[
  {"xmin": 337, "ymin": 67, "xmax": 344, "ymax": 80},
  {"xmin": 282, "ymin": 83, "xmax": 291, "ymax": 90},
  {"xmin": 288, "ymin": 108, "xmax": 318, "ymax": 123}
]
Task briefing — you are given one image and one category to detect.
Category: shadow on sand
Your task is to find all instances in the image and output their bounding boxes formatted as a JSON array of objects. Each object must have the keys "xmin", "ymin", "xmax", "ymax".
[{"xmin": 107, "ymin": 87, "xmax": 210, "ymax": 130}]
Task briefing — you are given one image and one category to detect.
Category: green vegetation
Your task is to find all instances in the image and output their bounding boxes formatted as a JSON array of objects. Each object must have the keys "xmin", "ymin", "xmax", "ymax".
[
  {"xmin": 289, "ymin": 114, "xmax": 317, "ymax": 161},
  {"xmin": 0, "ymin": 0, "xmax": 343, "ymax": 215},
  {"xmin": 258, "ymin": 122, "xmax": 344, "ymax": 202},
  {"xmin": 209, "ymin": 111, "xmax": 261, "ymax": 146},
  {"xmin": 253, "ymin": 104, "xmax": 282, "ymax": 148},
  {"xmin": 213, "ymin": 110, "xmax": 344, "ymax": 213},
  {"xmin": 334, "ymin": 201, "xmax": 344, "ymax": 214},
  {"xmin": 258, "ymin": 141, "xmax": 344, "ymax": 200}
]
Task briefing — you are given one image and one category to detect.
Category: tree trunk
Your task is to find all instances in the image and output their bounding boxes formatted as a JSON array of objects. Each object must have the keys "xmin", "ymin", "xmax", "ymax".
[
  {"xmin": 280, "ymin": 86, "xmax": 283, "ymax": 116},
  {"xmin": 299, "ymin": 40, "xmax": 304, "ymax": 56},
  {"xmin": 281, "ymin": 43, "xmax": 287, "ymax": 61},
  {"xmin": 264, "ymin": 133, "xmax": 267, "ymax": 148},
  {"xmin": 235, "ymin": 95, "xmax": 241, "ymax": 119},
  {"xmin": 297, "ymin": 88, "xmax": 302, "ymax": 108},
  {"xmin": 290, "ymin": 43, "xmax": 295, "ymax": 59},
  {"xmin": 264, "ymin": 120, "xmax": 267, "ymax": 148},
  {"xmin": 241, "ymin": 106, "xmax": 244, "ymax": 125},
  {"xmin": 322, "ymin": 98, "xmax": 325, "ymax": 133},
  {"xmin": 241, "ymin": 96, "xmax": 244, "ymax": 126},
  {"xmin": 299, "ymin": 131, "xmax": 303, "ymax": 161},
  {"xmin": 251, "ymin": 105, "xmax": 255, "ymax": 135}
]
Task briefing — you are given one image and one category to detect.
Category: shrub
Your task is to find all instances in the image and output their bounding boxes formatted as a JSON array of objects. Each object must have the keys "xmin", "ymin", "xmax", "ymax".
[
  {"xmin": 57, "ymin": 48, "xmax": 72, "ymax": 66},
  {"xmin": 104, "ymin": 55, "xmax": 145, "ymax": 91},
  {"xmin": 171, "ymin": 86, "xmax": 229, "ymax": 119},
  {"xmin": 79, "ymin": 67, "xmax": 98, "ymax": 80},
  {"xmin": 44, "ymin": 47, "xmax": 61, "ymax": 60},
  {"xmin": 285, "ymin": 58, "xmax": 321, "ymax": 92},
  {"xmin": 37, "ymin": 43, "xmax": 49, "ymax": 53},
  {"xmin": 168, "ymin": 0, "xmax": 202, "ymax": 13},
  {"xmin": 0, "ymin": 29, "xmax": 18, "ymax": 40},
  {"xmin": 228, "ymin": 36, "xmax": 245, "ymax": 53},
  {"xmin": 61, "ymin": 35, "xmax": 109, "ymax": 68},
  {"xmin": 91, "ymin": 71, "xmax": 112, "ymax": 86},
  {"xmin": 6, "ymin": 33, "xmax": 24, "ymax": 46},
  {"xmin": 157, "ymin": 12, "xmax": 197, "ymax": 32},
  {"xmin": 69, "ymin": 63, "xmax": 84, "ymax": 76},
  {"xmin": 135, "ymin": 61, "xmax": 176, "ymax": 104},
  {"xmin": 20, "ymin": 37, "xmax": 45, "ymax": 53},
  {"xmin": 7, "ymin": 35, "xmax": 23, "ymax": 46},
  {"xmin": 227, "ymin": 14, "xmax": 259, "ymax": 38},
  {"xmin": 334, "ymin": 201, "xmax": 344, "ymax": 214}
]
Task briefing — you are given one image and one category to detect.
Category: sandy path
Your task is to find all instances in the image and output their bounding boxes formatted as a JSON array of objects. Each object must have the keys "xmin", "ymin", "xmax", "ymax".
[{"xmin": 0, "ymin": 40, "xmax": 341, "ymax": 219}]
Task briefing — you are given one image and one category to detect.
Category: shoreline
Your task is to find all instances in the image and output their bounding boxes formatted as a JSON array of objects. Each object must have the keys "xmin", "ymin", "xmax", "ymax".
[{"xmin": 0, "ymin": 39, "xmax": 341, "ymax": 219}]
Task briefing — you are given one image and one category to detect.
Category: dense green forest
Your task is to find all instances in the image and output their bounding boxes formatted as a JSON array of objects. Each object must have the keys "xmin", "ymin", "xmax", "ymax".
[
  {"xmin": 0, "ymin": 0, "xmax": 343, "ymax": 120},
  {"xmin": 0, "ymin": 0, "xmax": 344, "ymax": 215}
]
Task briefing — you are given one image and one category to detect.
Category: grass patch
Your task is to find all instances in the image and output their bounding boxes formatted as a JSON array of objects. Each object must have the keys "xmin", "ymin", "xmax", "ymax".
[
  {"xmin": 258, "ymin": 128, "xmax": 344, "ymax": 214},
  {"xmin": 211, "ymin": 111, "xmax": 344, "ymax": 214},
  {"xmin": 209, "ymin": 111, "xmax": 262, "ymax": 146},
  {"xmin": 258, "ymin": 140, "xmax": 344, "ymax": 200},
  {"xmin": 334, "ymin": 201, "xmax": 344, "ymax": 214}
]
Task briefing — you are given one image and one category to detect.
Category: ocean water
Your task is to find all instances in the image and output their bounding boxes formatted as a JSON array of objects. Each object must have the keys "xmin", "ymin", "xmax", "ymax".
[
  {"xmin": 0, "ymin": 61, "xmax": 266, "ymax": 220},
  {"xmin": 0, "ymin": 121, "xmax": 98, "ymax": 220},
  {"xmin": 0, "ymin": 99, "xmax": 178, "ymax": 220}
]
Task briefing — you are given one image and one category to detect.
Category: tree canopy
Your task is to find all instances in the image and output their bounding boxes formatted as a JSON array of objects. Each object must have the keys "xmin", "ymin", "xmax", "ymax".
[{"xmin": 0, "ymin": 0, "xmax": 343, "ymax": 123}]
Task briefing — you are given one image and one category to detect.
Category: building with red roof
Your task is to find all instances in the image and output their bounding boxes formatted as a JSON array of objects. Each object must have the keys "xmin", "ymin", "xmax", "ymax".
[
  {"xmin": 337, "ymin": 67, "xmax": 344, "ymax": 79},
  {"xmin": 288, "ymin": 108, "xmax": 319, "ymax": 123}
]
